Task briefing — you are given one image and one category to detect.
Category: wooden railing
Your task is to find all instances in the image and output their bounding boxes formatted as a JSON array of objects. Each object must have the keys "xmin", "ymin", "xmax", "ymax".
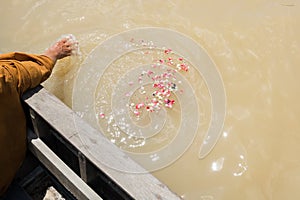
[{"xmin": 22, "ymin": 86, "xmax": 181, "ymax": 200}]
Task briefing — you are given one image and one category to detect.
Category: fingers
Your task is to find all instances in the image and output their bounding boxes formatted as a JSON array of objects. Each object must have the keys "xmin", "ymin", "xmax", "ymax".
[
  {"xmin": 64, "ymin": 40, "xmax": 73, "ymax": 47},
  {"xmin": 60, "ymin": 38, "xmax": 69, "ymax": 43},
  {"xmin": 44, "ymin": 34, "xmax": 79, "ymax": 61},
  {"xmin": 59, "ymin": 36, "xmax": 79, "ymax": 54}
]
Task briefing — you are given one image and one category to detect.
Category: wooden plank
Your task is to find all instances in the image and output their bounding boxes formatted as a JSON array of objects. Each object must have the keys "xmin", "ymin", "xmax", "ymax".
[
  {"xmin": 27, "ymin": 131, "xmax": 102, "ymax": 200},
  {"xmin": 22, "ymin": 86, "xmax": 181, "ymax": 200}
]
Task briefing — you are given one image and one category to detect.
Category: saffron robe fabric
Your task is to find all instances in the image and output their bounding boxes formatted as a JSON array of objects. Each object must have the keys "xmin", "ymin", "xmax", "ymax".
[{"xmin": 0, "ymin": 52, "xmax": 54, "ymax": 196}]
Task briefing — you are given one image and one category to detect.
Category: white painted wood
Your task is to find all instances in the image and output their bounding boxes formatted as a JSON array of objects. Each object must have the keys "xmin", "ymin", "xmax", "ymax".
[
  {"xmin": 23, "ymin": 86, "xmax": 181, "ymax": 200},
  {"xmin": 28, "ymin": 135, "xmax": 102, "ymax": 200}
]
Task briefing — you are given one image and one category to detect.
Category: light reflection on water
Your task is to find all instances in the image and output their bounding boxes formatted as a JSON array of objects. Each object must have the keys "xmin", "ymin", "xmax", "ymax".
[{"xmin": 1, "ymin": 1, "xmax": 300, "ymax": 199}]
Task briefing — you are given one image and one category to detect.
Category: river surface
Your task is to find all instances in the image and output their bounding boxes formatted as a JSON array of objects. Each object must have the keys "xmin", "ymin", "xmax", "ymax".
[{"xmin": 1, "ymin": 1, "xmax": 300, "ymax": 199}]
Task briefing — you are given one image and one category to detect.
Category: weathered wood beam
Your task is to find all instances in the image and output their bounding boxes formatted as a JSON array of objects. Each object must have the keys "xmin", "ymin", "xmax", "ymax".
[
  {"xmin": 22, "ymin": 86, "xmax": 180, "ymax": 200},
  {"xmin": 27, "ymin": 130, "xmax": 102, "ymax": 200}
]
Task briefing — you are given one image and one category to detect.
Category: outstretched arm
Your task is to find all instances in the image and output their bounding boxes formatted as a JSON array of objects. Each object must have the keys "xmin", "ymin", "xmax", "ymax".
[{"xmin": 0, "ymin": 35, "xmax": 78, "ymax": 95}]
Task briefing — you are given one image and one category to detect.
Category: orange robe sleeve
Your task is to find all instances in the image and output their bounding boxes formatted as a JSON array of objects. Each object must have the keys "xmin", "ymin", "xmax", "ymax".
[
  {"xmin": 0, "ymin": 52, "xmax": 54, "ymax": 196},
  {"xmin": 0, "ymin": 52, "xmax": 55, "ymax": 95}
]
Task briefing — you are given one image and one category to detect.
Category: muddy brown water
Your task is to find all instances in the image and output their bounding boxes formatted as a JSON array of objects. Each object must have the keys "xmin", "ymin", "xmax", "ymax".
[{"xmin": 1, "ymin": 1, "xmax": 300, "ymax": 199}]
